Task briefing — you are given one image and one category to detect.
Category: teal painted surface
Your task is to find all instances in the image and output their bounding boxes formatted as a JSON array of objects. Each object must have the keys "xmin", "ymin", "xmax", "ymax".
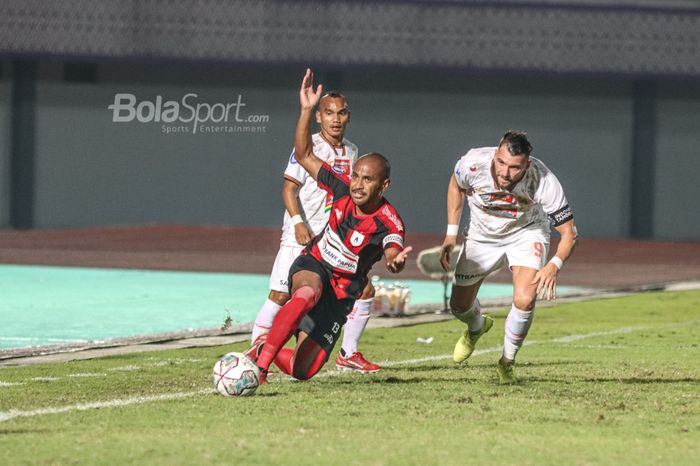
[{"xmin": 0, "ymin": 265, "xmax": 583, "ymax": 349}]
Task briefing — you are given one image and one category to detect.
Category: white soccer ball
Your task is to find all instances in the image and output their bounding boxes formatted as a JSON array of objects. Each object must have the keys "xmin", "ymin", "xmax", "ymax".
[{"xmin": 212, "ymin": 352, "xmax": 261, "ymax": 397}]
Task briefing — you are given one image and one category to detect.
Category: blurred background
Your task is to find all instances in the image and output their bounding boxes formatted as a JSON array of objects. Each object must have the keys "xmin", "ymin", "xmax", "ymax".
[{"xmin": 1, "ymin": 0, "xmax": 699, "ymax": 240}]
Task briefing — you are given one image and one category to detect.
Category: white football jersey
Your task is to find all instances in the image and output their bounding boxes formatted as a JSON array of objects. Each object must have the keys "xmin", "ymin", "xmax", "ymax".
[
  {"xmin": 280, "ymin": 133, "xmax": 358, "ymax": 246},
  {"xmin": 454, "ymin": 147, "xmax": 573, "ymax": 240}
]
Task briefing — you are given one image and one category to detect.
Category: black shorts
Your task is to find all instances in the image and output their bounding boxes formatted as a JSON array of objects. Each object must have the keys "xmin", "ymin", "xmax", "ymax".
[{"xmin": 288, "ymin": 255, "xmax": 356, "ymax": 354}]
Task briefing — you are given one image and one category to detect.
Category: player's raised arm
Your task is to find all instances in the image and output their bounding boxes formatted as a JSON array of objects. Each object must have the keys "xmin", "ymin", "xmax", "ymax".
[{"xmin": 294, "ymin": 68, "xmax": 324, "ymax": 180}]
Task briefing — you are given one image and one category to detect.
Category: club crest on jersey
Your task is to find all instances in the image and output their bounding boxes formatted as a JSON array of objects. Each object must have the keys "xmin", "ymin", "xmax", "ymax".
[
  {"xmin": 350, "ymin": 230, "xmax": 365, "ymax": 247},
  {"xmin": 332, "ymin": 159, "xmax": 351, "ymax": 175}
]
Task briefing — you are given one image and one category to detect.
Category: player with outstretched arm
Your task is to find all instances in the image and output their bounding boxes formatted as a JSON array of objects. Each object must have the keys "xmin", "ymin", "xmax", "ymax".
[
  {"xmin": 249, "ymin": 69, "xmax": 411, "ymax": 384},
  {"xmin": 440, "ymin": 131, "xmax": 578, "ymax": 384},
  {"xmin": 248, "ymin": 88, "xmax": 383, "ymax": 373}
]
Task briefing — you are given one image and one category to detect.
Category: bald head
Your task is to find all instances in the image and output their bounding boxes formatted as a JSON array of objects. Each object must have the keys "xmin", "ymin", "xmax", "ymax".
[
  {"xmin": 350, "ymin": 152, "xmax": 392, "ymax": 212},
  {"xmin": 356, "ymin": 152, "xmax": 391, "ymax": 181}
]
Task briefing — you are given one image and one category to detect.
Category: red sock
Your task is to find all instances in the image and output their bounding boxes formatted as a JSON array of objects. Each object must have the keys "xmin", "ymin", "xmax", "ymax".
[
  {"xmin": 293, "ymin": 340, "xmax": 328, "ymax": 380},
  {"xmin": 275, "ymin": 346, "xmax": 328, "ymax": 380},
  {"xmin": 275, "ymin": 342, "xmax": 329, "ymax": 380},
  {"xmin": 274, "ymin": 348, "xmax": 294, "ymax": 376},
  {"xmin": 256, "ymin": 286, "xmax": 320, "ymax": 372}
]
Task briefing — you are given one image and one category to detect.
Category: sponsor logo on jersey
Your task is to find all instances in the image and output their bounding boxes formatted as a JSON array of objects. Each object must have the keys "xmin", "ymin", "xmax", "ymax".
[
  {"xmin": 289, "ymin": 150, "xmax": 297, "ymax": 164},
  {"xmin": 323, "ymin": 333, "xmax": 334, "ymax": 345},
  {"xmin": 350, "ymin": 230, "xmax": 365, "ymax": 246},
  {"xmin": 382, "ymin": 233, "xmax": 404, "ymax": 249},
  {"xmin": 479, "ymin": 192, "xmax": 521, "ymax": 219},
  {"xmin": 332, "ymin": 158, "xmax": 351, "ymax": 175},
  {"xmin": 381, "ymin": 206, "xmax": 404, "ymax": 232},
  {"xmin": 485, "ymin": 192, "xmax": 515, "ymax": 203},
  {"xmin": 318, "ymin": 226, "xmax": 359, "ymax": 273},
  {"xmin": 481, "ymin": 205, "xmax": 519, "ymax": 219},
  {"xmin": 335, "ymin": 208, "xmax": 343, "ymax": 220},
  {"xmin": 456, "ymin": 272, "xmax": 486, "ymax": 280}
]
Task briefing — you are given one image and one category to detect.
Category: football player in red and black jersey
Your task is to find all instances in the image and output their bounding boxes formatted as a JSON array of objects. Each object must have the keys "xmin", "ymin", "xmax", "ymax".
[{"xmin": 250, "ymin": 69, "xmax": 412, "ymax": 384}]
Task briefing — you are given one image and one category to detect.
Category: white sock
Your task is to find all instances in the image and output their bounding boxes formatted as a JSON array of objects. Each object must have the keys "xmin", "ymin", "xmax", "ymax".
[
  {"xmin": 452, "ymin": 299, "xmax": 484, "ymax": 335},
  {"xmin": 341, "ymin": 298, "xmax": 372, "ymax": 356},
  {"xmin": 251, "ymin": 298, "xmax": 282, "ymax": 342},
  {"xmin": 502, "ymin": 304, "xmax": 534, "ymax": 361}
]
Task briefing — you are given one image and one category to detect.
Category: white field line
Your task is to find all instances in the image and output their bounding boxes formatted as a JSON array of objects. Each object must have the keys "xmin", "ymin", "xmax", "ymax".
[
  {"xmin": 0, "ymin": 381, "xmax": 23, "ymax": 387},
  {"xmin": 0, "ymin": 359, "xmax": 206, "ymax": 386},
  {"xmin": 0, "ymin": 389, "xmax": 215, "ymax": 423},
  {"xmin": 1, "ymin": 320, "xmax": 697, "ymax": 423}
]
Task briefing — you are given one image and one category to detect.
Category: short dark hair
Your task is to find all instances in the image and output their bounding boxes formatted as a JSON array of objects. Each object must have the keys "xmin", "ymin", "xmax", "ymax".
[
  {"xmin": 319, "ymin": 91, "xmax": 348, "ymax": 110},
  {"xmin": 358, "ymin": 152, "xmax": 391, "ymax": 180},
  {"xmin": 498, "ymin": 130, "xmax": 533, "ymax": 157},
  {"xmin": 322, "ymin": 91, "xmax": 345, "ymax": 100}
]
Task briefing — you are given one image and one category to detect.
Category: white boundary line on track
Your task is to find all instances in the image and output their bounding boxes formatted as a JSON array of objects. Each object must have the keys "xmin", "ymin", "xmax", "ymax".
[{"xmin": 1, "ymin": 320, "xmax": 698, "ymax": 423}]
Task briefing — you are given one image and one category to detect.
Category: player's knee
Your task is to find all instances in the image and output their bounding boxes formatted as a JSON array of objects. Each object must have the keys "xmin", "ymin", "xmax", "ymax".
[
  {"xmin": 292, "ymin": 367, "xmax": 315, "ymax": 381},
  {"xmin": 513, "ymin": 292, "xmax": 536, "ymax": 311},
  {"xmin": 291, "ymin": 367, "xmax": 310, "ymax": 380},
  {"xmin": 293, "ymin": 285, "xmax": 322, "ymax": 306},
  {"xmin": 291, "ymin": 358, "xmax": 323, "ymax": 380},
  {"xmin": 449, "ymin": 294, "xmax": 474, "ymax": 313},
  {"xmin": 359, "ymin": 283, "xmax": 375, "ymax": 299},
  {"xmin": 268, "ymin": 290, "xmax": 290, "ymax": 306},
  {"xmin": 292, "ymin": 339, "xmax": 327, "ymax": 380}
]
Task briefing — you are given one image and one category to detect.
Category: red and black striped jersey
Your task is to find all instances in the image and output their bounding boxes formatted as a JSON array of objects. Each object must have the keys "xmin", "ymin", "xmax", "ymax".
[{"xmin": 305, "ymin": 162, "xmax": 405, "ymax": 300}]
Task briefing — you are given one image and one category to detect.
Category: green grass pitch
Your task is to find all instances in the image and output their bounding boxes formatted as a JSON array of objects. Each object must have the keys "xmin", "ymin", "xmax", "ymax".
[{"xmin": 1, "ymin": 290, "xmax": 698, "ymax": 465}]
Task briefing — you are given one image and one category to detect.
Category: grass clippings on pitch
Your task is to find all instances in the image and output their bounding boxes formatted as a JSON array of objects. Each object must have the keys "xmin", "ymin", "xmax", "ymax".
[{"xmin": 0, "ymin": 290, "xmax": 698, "ymax": 465}]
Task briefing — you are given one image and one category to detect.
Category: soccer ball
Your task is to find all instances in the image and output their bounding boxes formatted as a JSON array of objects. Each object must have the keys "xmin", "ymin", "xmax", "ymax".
[{"xmin": 212, "ymin": 352, "xmax": 261, "ymax": 397}]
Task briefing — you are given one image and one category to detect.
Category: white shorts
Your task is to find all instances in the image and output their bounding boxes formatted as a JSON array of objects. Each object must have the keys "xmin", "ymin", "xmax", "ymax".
[
  {"xmin": 268, "ymin": 244, "xmax": 306, "ymax": 293},
  {"xmin": 453, "ymin": 230, "xmax": 549, "ymax": 286}
]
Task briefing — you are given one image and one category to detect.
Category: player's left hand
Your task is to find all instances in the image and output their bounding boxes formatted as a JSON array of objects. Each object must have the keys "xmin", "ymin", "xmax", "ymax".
[
  {"xmin": 531, "ymin": 263, "xmax": 559, "ymax": 301},
  {"xmin": 387, "ymin": 246, "xmax": 413, "ymax": 273},
  {"xmin": 294, "ymin": 223, "xmax": 312, "ymax": 246},
  {"xmin": 300, "ymin": 68, "xmax": 323, "ymax": 111}
]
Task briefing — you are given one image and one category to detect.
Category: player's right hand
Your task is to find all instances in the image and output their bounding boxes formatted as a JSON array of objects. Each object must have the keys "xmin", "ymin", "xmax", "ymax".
[
  {"xmin": 294, "ymin": 223, "xmax": 312, "ymax": 246},
  {"xmin": 439, "ymin": 238, "xmax": 456, "ymax": 272},
  {"xmin": 300, "ymin": 68, "xmax": 322, "ymax": 111}
]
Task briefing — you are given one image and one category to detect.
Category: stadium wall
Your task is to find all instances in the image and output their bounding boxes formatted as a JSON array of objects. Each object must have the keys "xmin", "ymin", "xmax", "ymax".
[
  {"xmin": 1, "ymin": 0, "xmax": 699, "ymax": 77},
  {"xmin": 655, "ymin": 82, "xmax": 700, "ymax": 240},
  {"xmin": 0, "ymin": 61, "xmax": 11, "ymax": 228},
  {"xmin": 1, "ymin": 0, "xmax": 699, "ymax": 241},
  {"xmin": 10, "ymin": 60, "xmax": 698, "ymax": 240}
]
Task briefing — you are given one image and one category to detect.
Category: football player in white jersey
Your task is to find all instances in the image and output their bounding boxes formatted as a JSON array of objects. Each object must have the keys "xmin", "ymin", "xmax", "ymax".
[
  {"xmin": 439, "ymin": 131, "xmax": 579, "ymax": 384},
  {"xmin": 248, "ymin": 91, "xmax": 382, "ymax": 373}
]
